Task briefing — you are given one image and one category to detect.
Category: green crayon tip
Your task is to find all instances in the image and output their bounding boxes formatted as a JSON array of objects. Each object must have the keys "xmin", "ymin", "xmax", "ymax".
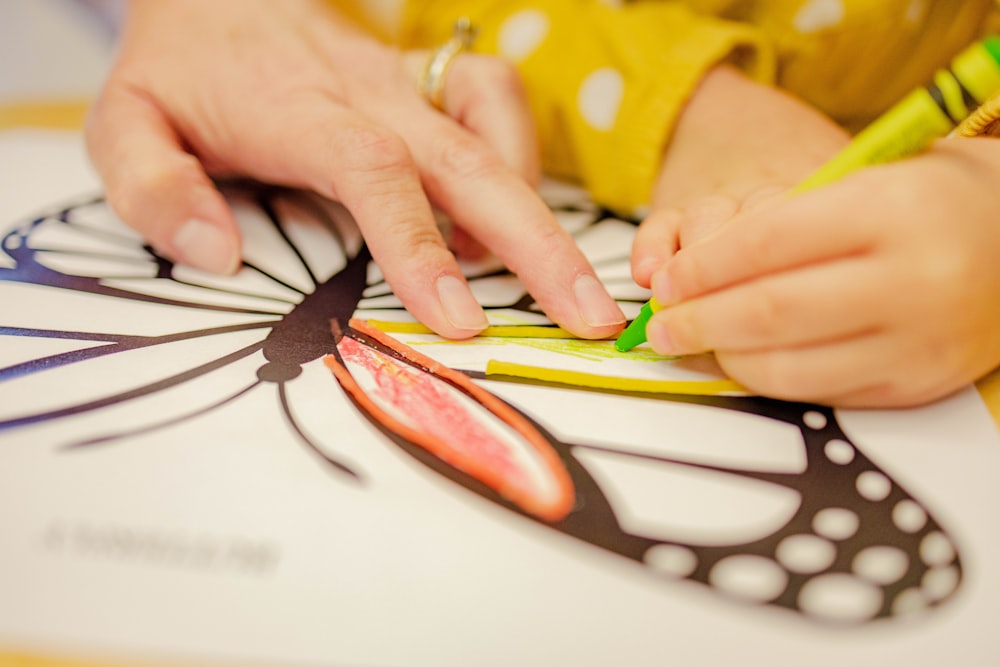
[{"xmin": 615, "ymin": 301, "xmax": 655, "ymax": 352}]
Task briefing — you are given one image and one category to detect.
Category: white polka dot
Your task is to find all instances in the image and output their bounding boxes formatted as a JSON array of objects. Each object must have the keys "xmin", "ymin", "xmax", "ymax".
[
  {"xmin": 824, "ymin": 439, "xmax": 854, "ymax": 465},
  {"xmin": 922, "ymin": 566, "xmax": 960, "ymax": 602},
  {"xmin": 892, "ymin": 587, "xmax": 927, "ymax": 616},
  {"xmin": 645, "ymin": 544, "xmax": 698, "ymax": 578},
  {"xmin": 856, "ymin": 470, "xmax": 891, "ymax": 502},
  {"xmin": 497, "ymin": 10, "xmax": 549, "ymax": 63},
  {"xmin": 710, "ymin": 555, "xmax": 787, "ymax": 602},
  {"xmin": 794, "ymin": 0, "xmax": 845, "ymax": 34},
  {"xmin": 799, "ymin": 574, "xmax": 882, "ymax": 623},
  {"xmin": 813, "ymin": 507, "xmax": 859, "ymax": 541},
  {"xmin": 578, "ymin": 68, "xmax": 625, "ymax": 131},
  {"xmin": 920, "ymin": 532, "xmax": 956, "ymax": 567},
  {"xmin": 776, "ymin": 534, "xmax": 836, "ymax": 574},
  {"xmin": 803, "ymin": 410, "xmax": 827, "ymax": 430},
  {"xmin": 853, "ymin": 546, "xmax": 909, "ymax": 585},
  {"xmin": 892, "ymin": 500, "xmax": 927, "ymax": 533}
]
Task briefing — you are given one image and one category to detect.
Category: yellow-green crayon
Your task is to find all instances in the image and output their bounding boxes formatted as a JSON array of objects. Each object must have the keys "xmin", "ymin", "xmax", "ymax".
[{"xmin": 616, "ymin": 34, "xmax": 1000, "ymax": 353}]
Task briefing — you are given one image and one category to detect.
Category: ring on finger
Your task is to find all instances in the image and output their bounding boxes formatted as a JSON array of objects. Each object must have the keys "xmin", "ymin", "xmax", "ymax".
[{"xmin": 417, "ymin": 17, "xmax": 478, "ymax": 111}]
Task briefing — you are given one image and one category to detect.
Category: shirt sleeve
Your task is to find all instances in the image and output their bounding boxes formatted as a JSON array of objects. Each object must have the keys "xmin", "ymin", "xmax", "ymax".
[{"xmin": 400, "ymin": 0, "xmax": 773, "ymax": 215}]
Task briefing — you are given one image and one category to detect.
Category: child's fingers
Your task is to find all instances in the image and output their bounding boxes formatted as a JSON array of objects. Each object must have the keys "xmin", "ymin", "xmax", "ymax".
[
  {"xmin": 84, "ymin": 86, "xmax": 241, "ymax": 274},
  {"xmin": 658, "ymin": 182, "xmax": 876, "ymax": 305},
  {"xmin": 632, "ymin": 192, "xmax": 761, "ymax": 288},
  {"xmin": 631, "ymin": 208, "xmax": 684, "ymax": 287},
  {"xmin": 677, "ymin": 194, "xmax": 741, "ymax": 247},
  {"xmin": 645, "ymin": 256, "xmax": 881, "ymax": 356},
  {"xmin": 739, "ymin": 185, "xmax": 788, "ymax": 213},
  {"xmin": 715, "ymin": 333, "xmax": 956, "ymax": 408},
  {"xmin": 718, "ymin": 337, "xmax": 885, "ymax": 405}
]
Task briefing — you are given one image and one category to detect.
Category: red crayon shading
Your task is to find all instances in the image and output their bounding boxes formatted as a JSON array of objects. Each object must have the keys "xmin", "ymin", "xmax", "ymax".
[{"xmin": 325, "ymin": 319, "xmax": 575, "ymax": 522}]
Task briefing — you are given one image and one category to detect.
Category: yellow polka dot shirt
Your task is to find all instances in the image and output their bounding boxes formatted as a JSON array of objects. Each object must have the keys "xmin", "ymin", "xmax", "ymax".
[{"xmin": 343, "ymin": 0, "xmax": 1000, "ymax": 215}]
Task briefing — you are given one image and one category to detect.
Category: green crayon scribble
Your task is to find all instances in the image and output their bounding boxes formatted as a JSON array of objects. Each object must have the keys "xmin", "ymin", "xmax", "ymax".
[{"xmin": 409, "ymin": 336, "xmax": 679, "ymax": 362}]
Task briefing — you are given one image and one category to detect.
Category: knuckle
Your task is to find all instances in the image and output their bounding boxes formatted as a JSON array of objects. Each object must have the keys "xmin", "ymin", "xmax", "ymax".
[
  {"xmin": 643, "ymin": 208, "xmax": 684, "ymax": 235},
  {"xmin": 474, "ymin": 57, "xmax": 526, "ymax": 99},
  {"xmin": 687, "ymin": 194, "xmax": 736, "ymax": 222},
  {"xmin": 387, "ymin": 222, "xmax": 450, "ymax": 266},
  {"xmin": 337, "ymin": 125, "xmax": 413, "ymax": 177},
  {"xmin": 923, "ymin": 246, "xmax": 971, "ymax": 293},
  {"xmin": 534, "ymin": 221, "xmax": 572, "ymax": 253},
  {"xmin": 741, "ymin": 227, "xmax": 778, "ymax": 273},
  {"xmin": 746, "ymin": 353, "xmax": 815, "ymax": 399},
  {"xmin": 665, "ymin": 250, "xmax": 702, "ymax": 298},
  {"xmin": 111, "ymin": 154, "xmax": 203, "ymax": 223},
  {"xmin": 741, "ymin": 285, "xmax": 788, "ymax": 341},
  {"xmin": 643, "ymin": 211, "xmax": 684, "ymax": 248},
  {"xmin": 878, "ymin": 172, "xmax": 924, "ymax": 212},
  {"xmin": 662, "ymin": 311, "xmax": 701, "ymax": 351},
  {"xmin": 434, "ymin": 134, "xmax": 505, "ymax": 183}
]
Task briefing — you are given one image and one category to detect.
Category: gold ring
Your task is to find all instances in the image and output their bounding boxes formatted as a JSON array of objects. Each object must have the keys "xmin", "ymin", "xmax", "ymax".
[{"xmin": 417, "ymin": 17, "xmax": 478, "ymax": 111}]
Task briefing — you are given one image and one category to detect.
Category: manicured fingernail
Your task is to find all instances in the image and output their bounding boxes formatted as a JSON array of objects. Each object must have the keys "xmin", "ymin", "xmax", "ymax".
[
  {"xmin": 173, "ymin": 218, "xmax": 239, "ymax": 274},
  {"xmin": 646, "ymin": 317, "xmax": 677, "ymax": 355},
  {"xmin": 573, "ymin": 274, "xmax": 625, "ymax": 328},
  {"xmin": 436, "ymin": 275, "xmax": 488, "ymax": 331},
  {"xmin": 651, "ymin": 269, "xmax": 673, "ymax": 305}
]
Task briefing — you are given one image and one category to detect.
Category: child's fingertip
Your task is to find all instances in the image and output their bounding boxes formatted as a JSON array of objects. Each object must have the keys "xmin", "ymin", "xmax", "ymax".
[{"xmin": 632, "ymin": 255, "xmax": 664, "ymax": 285}]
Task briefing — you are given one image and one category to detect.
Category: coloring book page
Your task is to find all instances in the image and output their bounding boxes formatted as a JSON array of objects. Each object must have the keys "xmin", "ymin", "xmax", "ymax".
[{"xmin": 1, "ymin": 130, "xmax": 999, "ymax": 667}]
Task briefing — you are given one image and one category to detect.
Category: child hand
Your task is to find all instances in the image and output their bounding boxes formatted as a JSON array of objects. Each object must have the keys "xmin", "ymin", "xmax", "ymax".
[
  {"xmin": 631, "ymin": 65, "xmax": 848, "ymax": 287},
  {"xmin": 644, "ymin": 139, "xmax": 1000, "ymax": 407},
  {"xmin": 85, "ymin": 0, "xmax": 625, "ymax": 340}
]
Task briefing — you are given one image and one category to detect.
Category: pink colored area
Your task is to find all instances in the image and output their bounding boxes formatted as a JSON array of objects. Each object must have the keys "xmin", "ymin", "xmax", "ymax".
[{"xmin": 338, "ymin": 337, "xmax": 532, "ymax": 494}]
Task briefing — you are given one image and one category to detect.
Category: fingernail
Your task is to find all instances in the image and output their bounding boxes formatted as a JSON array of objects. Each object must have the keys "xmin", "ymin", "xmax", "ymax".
[
  {"xmin": 573, "ymin": 274, "xmax": 625, "ymax": 328},
  {"xmin": 173, "ymin": 218, "xmax": 239, "ymax": 274},
  {"xmin": 651, "ymin": 270, "xmax": 673, "ymax": 305},
  {"xmin": 646, "ymin": 318, "xmax": 677, "ymax": 355},
  {"xmin": 436, "ymin": 275, "xmax": 488, "ymax": 332},
  {"xmin": 634, "ymin": 256, "xmax": 663, "ymax": 281}
]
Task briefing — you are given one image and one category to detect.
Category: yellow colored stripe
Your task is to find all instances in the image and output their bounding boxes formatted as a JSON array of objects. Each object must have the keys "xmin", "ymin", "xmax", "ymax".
[
  {"xmin": 0, "ymin": 99, "xmax": 91, "ymax": 131},
  {"xmin": 365, "ymin": 320, "xmax": 577, "ymax": 338},
  {"xmin": 485, "ymin": 360, "xmax": 748, "ymax": 396}
]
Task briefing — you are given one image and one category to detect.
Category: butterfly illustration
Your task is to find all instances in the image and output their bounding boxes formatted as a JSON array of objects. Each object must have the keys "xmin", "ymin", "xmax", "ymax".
[{"xmin": 0, "ymin": 180, "xmax": 962, "ymax": 626}]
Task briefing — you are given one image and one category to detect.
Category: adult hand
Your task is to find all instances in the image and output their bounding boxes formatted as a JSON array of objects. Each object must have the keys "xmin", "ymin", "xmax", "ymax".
[
  {"xmin": 86, "ymin": 0, "xmax": 625, "ymax": 339},
  {"xmin": 643, "ymin": 139, "xmax": 1000, "ymax": 407}
]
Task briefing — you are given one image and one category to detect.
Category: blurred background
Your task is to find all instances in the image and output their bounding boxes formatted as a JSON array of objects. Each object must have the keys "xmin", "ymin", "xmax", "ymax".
[{"xmin": 0, "ymin": 0, "xmax": 119, "ymax": 105}]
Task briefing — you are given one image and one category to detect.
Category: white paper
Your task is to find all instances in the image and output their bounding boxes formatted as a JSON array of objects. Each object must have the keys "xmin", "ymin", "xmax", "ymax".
[{"xmin": 1, "ymin": 131, "xmax": 998, "ymax": 667}]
